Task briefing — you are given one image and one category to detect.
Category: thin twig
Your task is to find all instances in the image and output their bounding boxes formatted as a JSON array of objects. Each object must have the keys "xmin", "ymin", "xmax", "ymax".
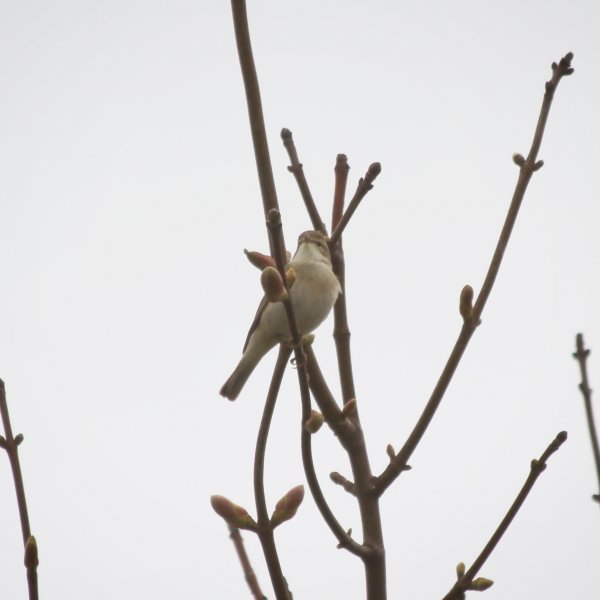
[
  {"xmin": 0, "ymin": 380, "xmax": 39, "ymax": 600},
  {"xmin": 230, "ymin": 0, "xmax": 285, "ymax": 259},
  {"xmin": 280, "ymin": 128, "xmax": 327, "ymax": 234},
  {"xmin": 228, "ymin": 525, "xmax": 266, "ymax": 599},
  {"xmin": 328, "ymin": 162, "xmax": 381, "ymax": 247},
  {"xmin": 330, "ymin": 472, "xmax": 358, "ymax": 496},
  {"xmin": 441, "ymin": 431, "xmax": 568, "ymax": 600},
  {"xmin": 573, "ymin": 333, "xmax": 600, "ymax": 504},
  {"xmin": 253, "ymin": 345, "xmax": 293, "ymax": 600},
  {"xmin": 375, "ymin": 52, "xmax": 575, "ymax": 496}
]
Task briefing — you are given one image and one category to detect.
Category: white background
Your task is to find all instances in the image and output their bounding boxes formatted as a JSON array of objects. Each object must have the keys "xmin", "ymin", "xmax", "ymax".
[{"xmin": 1, "ymin": 1, "xmax": 599, "ymax": 598}]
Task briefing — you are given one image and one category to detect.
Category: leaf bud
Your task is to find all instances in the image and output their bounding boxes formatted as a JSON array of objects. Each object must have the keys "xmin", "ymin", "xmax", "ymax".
[
  {"xmin": 210, "ymin": 495, "xmax": 257, "ymax": 531},
  {"xmin": 271, "ymin": 485, "xmax": 305, "ymax": 527},
  {"xmin": 261, "ymin": 266, "xmax": 288, "ymax": 302},
  {"xmin": 305, "ymin": 410, "xmax": 325, "ymax": 433},
  {"xmin": 244, "ymin": 249, "xmax": 275, "ymax": 270},
  {"xmin": 470, "ymin": 577, "xmax": 494, "ymax": 591}
]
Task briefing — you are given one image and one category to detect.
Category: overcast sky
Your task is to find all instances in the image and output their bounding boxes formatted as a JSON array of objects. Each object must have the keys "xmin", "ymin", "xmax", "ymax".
[{"xmin": 1, "ymin": 1, "xmax": 599, "ymax": 599}]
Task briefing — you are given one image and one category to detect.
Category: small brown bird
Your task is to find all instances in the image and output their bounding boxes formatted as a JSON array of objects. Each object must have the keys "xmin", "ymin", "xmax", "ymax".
[{"xmin": 220, "ymin": 230, "xmax": 341, "ymax": 400}]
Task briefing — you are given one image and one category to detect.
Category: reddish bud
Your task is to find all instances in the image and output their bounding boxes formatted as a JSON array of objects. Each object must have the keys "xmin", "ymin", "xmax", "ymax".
[
  {"xmin": 244, "ymin": 249, "xmax": 276, "ymax": 270},
  {"xmin": 271, "ymin": 485, "xmax": 305, "ymax": 527},
  {"xmin": 210, "ymin": 495, "xmax": 257, "ymax": 531}
]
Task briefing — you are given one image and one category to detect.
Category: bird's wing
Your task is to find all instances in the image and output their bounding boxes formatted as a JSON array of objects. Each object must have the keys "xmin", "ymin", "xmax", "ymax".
[{"xmin": 242, "ymin": 294, "xmax": 269, "ymax": 352}]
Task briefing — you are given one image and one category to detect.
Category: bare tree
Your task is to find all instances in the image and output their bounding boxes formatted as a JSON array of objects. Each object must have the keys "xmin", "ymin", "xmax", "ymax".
[{"xmin": 210, "ymin": 2, "xmax": 574, "ymax": 599}]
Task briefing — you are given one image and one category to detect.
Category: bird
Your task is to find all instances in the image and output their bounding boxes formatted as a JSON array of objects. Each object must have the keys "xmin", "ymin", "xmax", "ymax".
[{"xmin": 220, "ymin": 230, "xmax": 341, "ymax": 400}]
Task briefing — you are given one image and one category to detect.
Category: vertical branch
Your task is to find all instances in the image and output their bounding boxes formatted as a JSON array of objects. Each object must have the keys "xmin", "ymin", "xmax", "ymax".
[
  {"xmin": 332, "ymin": 154, "xmax": 349, "ymax": 231},
  {"xmin": 230, "ymin": 0, "xmax": 286, "ymax": 258},
  {"xmin": 0, "ymin": 380, "xmax": 39, "ymax": 600},
  {"xmin": 254, "ymin": 346, "xmax": 293, "ymax": 600},
  {"xmin": 573, "ymin": 334, "xmax": 600, "ymax": 504}
]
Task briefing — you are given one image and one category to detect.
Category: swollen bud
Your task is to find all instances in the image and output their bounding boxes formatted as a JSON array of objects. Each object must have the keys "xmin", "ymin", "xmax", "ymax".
[
  {"xmin": 469, "ymin": 577, "xmax": 494, "ymax": 592},
  {"xmin": 456, "ymin": 562, "xmax": 466, "ymax": 579},
  {"xmin": 512, "ymin": 153, "xmax": 525, "ymax": 167},
  {"xmin": 24, "ymin": 535, "xmax": 39, "ymax": 569},
  {"xmin": 285, "ymin": 267, "xmax": 297, "ymax": 288},
  {"xmin": 271, "ymin": 485, "xmax": 305, "ymax": 527},
  {"xmin": 459, "ymin": 285, "xmax": 474, "ymax": 322},
  {"xmin": 261, "ymin": 266, "xmax": 288, "ymax": 302},
  {"xmin": 300, "ymin": 333, "xmax": 315, "ymax": 348},
  {"xmin": 305, "ymin": 410, "xmax": 325, "ymax": 433},
  {"xmin": 210, "ymin": 495, "xmax": 258, "ymax": 531},
  {"xmin": 470, "ymin": 577, "xmax": 494, "ymax": 591},
  {"xmin": 244, "ymin": 249, "xmax": 276, "ymax": 270}
]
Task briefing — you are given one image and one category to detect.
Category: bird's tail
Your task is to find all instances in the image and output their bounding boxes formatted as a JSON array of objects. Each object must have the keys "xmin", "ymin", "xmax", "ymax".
[{"xmin": 219, "ymin": 351, "xmax": 261, "ymax": 401}]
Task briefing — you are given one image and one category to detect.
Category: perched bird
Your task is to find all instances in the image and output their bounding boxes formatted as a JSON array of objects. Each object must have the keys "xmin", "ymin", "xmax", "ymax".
[{"xmin": 220, "ymin": 230, "xmax": 341, "ymax": 400}]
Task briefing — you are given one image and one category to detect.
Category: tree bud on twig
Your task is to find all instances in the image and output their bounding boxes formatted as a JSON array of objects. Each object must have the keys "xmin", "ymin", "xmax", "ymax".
[
  {"xmin": 285, "ymin": 266, "xmax": 297, "ymax": 288},
  {"xmin": 456, "ymin": 562, "xmax": 466, "ymax": 579},
  {"xmin": 342, "ymin": 398, "xmax": 357, "ymax": 418},
  {"xmin": 305, "ymin": 410, "xmax": 325, "ymax": 433},
  {"xmin": 470, "ymin": 577, "xmax": 494, "ymax": 591},
  {"xmin": 14, "ymin": 433, "xmax": 24, "ymax": 446},
  {"xmin": 459, "ymin": 285, "xmax": 474, "ymax": 322},
  {"xmin": 512, "ymin": 153, "xmax": 525, "ymax": 167},
  {"xmin": 244, "ymin": 248, "xmax": 276, "ymax": 270},
  {"xmin": 386, "ymin": 444, "xmax": 396, "ymax": 459},
  {"xmin": 300, "ymin": 333, "xmax": 315, "ymax": 348},
  {"xmin": 24, "ymin": 535, "xmax": 39, "ymax": 568},
  {"xmin": 271, "ymin": 485, "xmax": 305, "ymax": 527},
  {"xmin": 533, "ymin": 160, "xmax": 544, "ymax": 171},
  {"xmin": 210, "ymin": 495, "xmax": 258, "ymax": 531},
  {"xmin": 261, "ymin": 266, "xmax": 288, "ymax": 302}
]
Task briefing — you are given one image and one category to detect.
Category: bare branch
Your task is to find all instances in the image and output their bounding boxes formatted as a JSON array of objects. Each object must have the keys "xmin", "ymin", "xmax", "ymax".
[
  {"xmin": 253, "ymin": 345, "xmax": 293, "ymax": 600},
  {"xmin": 375, "ymin": 52, "xmax": 575, "ymax": 496},
  {"xmin": 228, "ymin": 525, "xmax": 266, "ymax": 599},
  {"xmin": 332, "ymin": 154, "xmax": 350, "ymax": 231},
  {"xmin": 573, "ymin": 333, "xmax": 600, "ymax": 504},
  {"xmin": 442, "ymin": 432, "xmax": 568, "ymax": 600},
  {"xmin": 281, "ymin": 128, "xmax": 327, "ymax": 234},
  {"xmin": 230, "ymin": 0, "xmax": 286, "ymax": 259},
  {"xmin": 266, "ymin": 210, "xmax": 367, "ymax": 559},
  {"xmin": 0, "ymin": 380, "xmax": 38, "ymax": 600}
]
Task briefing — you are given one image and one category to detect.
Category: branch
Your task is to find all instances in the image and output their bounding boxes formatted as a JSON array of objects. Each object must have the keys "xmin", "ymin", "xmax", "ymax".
[
  {"xmin": 281, "ymin": 128, "xmax": 327, "ymax": 234},
  {"xmin": 329, "ymin": 162, "xmax": 381, "ymax": 248},
  {"xmin": 230, "ymin": 0, "xmax": 285, "ymax": 259},
  {"xmin": 228, "ymin": 525, "xmax": 266, "ymax": 599},
  {"xmin": 266, "ymin": 210, "xmax": 366, "ymax": 559},
  {"xmin": 442, "ymin": 431, "xmax": 568, "ymax": 600},
  {"xmin": 374, "ymin": 52, "xmax": 575, "ymax": 496},
  {"xmin": 253, "ymin": 345, "xmax": 293, "ymax": 600},
  {"xmin": 0, "ymin": 380, "xmax": 39, "ymax": 600},
  {"xmin": 332, "ymin": 154, "xmax": 350, "ymax": 231},
  {"xmin": 573, "ymin": 333, "xmax": 600, "ymax": 504}
]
